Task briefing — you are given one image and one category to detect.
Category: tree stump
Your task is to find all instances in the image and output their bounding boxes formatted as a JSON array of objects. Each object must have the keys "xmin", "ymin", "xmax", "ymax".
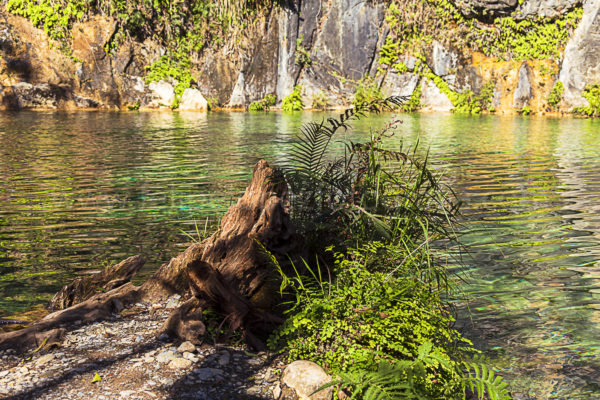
[{"xmin": 48, "ymin": 255, "xmax": 145, "ymax": 311}]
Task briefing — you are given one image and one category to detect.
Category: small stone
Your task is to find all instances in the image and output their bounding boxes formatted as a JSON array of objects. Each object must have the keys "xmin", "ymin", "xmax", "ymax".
[
  {"xmin": 119, "ymin": 390, "xmax": 136, "ymax": 398},
  {"xmin": 194, "ymin": 367, "xmax": 224, "ymax": 381},
  {"xmin": 35, "ymin": 354, "xmax": 55, "ymax": 366},
  {"xmin": 0, "ymin": 370, "xmax": 10, "ymax": 378},
  {"xmin": 165, "ymin": 296, "xmax": 181, "ymax": 309},
  {"xmin": 169, "ymin": 358, "xmax": 192, "ymax": 370},
  {"xmin": 177, "ymin": 341, "xmax": 196, "ymax": 353},
  {"xmin": 182, "ymin": 352, "xmax": 198, "ymax": 362},
  {"xmin": 156, "ymin": 350, "xmax": 178, "ymax": 363},
  {"xmin": 218, "ymin": 351, "xmax": 230, "ymax": 366}
]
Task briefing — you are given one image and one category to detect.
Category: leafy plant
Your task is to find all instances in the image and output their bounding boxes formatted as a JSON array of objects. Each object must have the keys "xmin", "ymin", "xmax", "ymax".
[
  {"xmin": 311, "ymin": 90, "xmax": 330, "ymax": 110},
  {"xmin": 282, "ymin": 85, "xmax": 304, "ymax": 111},
  {"xmin": 353, "ymin": 75, "xmax": 385, "ymax": 108},
  {"xmin": 547, "ymin": 81, "xmax": 564, "ymax": 110},
  {"xmin": 573, "ymin": 84, "xmax": 600, "ymax": 117},
  {"xmin": 402, "ymin": 83, "xmax": 422, "ymax": 112},
  {"xmin": 315, "ymin": 350, "xmax": 511, "ymax": 400},
  {"xmin": 249, "ymin": 93, "xmax": 277, "ymax": 111},
  {"xmin": 519, "ymin": 105, "xmax": 531, "ymax": 115},
  {"xmin": 295, "ymin": 34, "xmax": 312, "ymax": 67}
]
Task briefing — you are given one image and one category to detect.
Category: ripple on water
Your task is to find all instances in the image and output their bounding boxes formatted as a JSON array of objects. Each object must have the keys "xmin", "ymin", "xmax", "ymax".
[{"xmin": 1, "ymin": 112, "xmax": 600, "ymax": 398}]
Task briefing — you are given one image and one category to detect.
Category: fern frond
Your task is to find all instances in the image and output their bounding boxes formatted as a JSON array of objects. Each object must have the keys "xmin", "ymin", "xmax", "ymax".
[{"xmin": 465, "ymin": 361, "xmax": 512, "ymax": 400}]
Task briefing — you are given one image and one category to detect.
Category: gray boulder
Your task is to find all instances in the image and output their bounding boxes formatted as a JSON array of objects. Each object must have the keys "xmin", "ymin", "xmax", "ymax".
[{"xmin": 558, "ymin": 0, "xmax": 600, "ymax": 109}]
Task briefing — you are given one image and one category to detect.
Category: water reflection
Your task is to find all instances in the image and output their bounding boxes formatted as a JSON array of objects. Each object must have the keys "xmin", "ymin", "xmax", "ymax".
[{"xmin": 0, "ymin": 111, "xmax": 599, "ymax": 398}]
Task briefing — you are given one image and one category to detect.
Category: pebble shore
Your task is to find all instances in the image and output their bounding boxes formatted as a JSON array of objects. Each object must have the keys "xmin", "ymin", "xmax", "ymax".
[{"xmin": 0, "ymin": 297, "xmax": 283, "ymax": 400}]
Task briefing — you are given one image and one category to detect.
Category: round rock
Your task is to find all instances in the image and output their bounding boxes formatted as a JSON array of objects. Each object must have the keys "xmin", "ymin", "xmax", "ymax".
[{"xmin": 281, "ymin": 360, "xmax": 333, "ymax": 400}]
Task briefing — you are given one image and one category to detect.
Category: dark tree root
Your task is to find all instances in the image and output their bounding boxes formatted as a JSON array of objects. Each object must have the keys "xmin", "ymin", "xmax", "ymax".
[{"xmin": 0, "ymin": 160, "xmax": 300, "ymax": 352}]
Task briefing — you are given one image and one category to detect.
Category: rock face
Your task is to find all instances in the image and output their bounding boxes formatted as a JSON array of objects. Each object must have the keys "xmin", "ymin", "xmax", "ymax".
[
  {"xmin": 281, "ymin": 360, "xmax": 333, "ymax": 400},
  {"xmin": 179, "ymin": 88, "xmax": 208, "ymax": 110},
  {"xmin": 420, "ymin": 79, "xmax": 454, "ymax": 112},
  {"xmin": 513, "ymin": 62, "xmax": 532, "ymax": 109},
  {"xmin": 144, "ymin": 81, "xmax": 175, "ymax": 108},
  {"xmin": 559, "ymin": 0, "xmax": 600, "ymax": 109},
  {"xmin": 452, "ymin": 0, "xmax": 518, "ymax": 20},
  {"xmin": 0, "ymin": 0, "xmax": 598, "ymax": 113}
]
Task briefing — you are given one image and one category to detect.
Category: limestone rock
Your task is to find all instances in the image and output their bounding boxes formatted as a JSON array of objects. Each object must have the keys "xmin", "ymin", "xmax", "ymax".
[
  {"xmin": 8, "ymin": 82, "xmax": 72, "ymax": 109},
  {"xmin": 559, "ymin": 0, "xmax": 600, "ymax": 109},
  {"xmin": 144, "ymin": 81, "xmax": 175, "ymax": 108},
  {"xmin": 420, "ymin": 79, "xmax": 454, "ymax": 112},
  {"xmin": 450, "ymin": 0, "xmax": 518, "ymax": 20},
  {"xmin": 513, "ymin": 62, "xmax": 532, "ymax": 109},
  {"xmin": 156, "ymin": 350, "xmax": 178, "ymax": 364},
  {"xmin": 179, "ymin": 88, "xmax": 208, "ymax": 111},
  {"xmin": 382, "ymin": 72, "xmax": 420, "ymax": 98},
  {"xmin": 177, "ymin": 341, "xmax": 196, "ymax": 353},
  {"xmin": 431, "ymin": 41, "xmax": 458, "ymax": 77},
  {"xmin": 281, "ymin": 360, "xmax": 333, "ymax": 400},
  {"xmin": 168, "ymin": 357, "xmax": 193, "ymax": 369},
  {"xmin": 516, "ymin": 0, "xmax": 582, "ymax": 20}
]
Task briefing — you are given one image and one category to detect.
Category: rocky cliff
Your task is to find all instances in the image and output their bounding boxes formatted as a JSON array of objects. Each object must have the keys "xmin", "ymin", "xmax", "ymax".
[{"xmin": 0, "ymin": 0, "xmax": 599, "ymax": 114}]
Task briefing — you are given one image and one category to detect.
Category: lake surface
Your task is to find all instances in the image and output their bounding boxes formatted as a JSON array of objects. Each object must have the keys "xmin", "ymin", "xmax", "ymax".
[{"xmin": 1, "ymin": 111, "xmax": 599, "ymax": 398}]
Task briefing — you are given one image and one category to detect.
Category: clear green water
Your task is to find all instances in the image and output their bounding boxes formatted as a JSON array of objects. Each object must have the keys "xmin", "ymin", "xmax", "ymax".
[{"xmin": 1, "ymin": 111, "xmax": 599, "ymax": 398}]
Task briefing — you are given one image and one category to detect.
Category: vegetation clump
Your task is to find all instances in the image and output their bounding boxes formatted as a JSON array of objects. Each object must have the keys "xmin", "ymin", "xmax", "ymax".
[
  {"xmin": 266, "ymin": 97, "xmax": 511, "ymax": 399},
  {"xmin": 402, "ymin": 83, "xmax": 422, "ymax": 112},
  {"xmin": 353, "ymin": 75, "xmax": 385, "ymax": 108},
  {"xmin": 248, "ymin": 93, "xmax": 277, "ymax": 111},
  {"xmin": 574, "ymin": 84, "xmax": 600, "ymax": 117},
  {"xmin": 547, "ymin": 81, "xmax": 564, "ymax": 110},
  {"xmin": 311, "ymin": 90, "xmax": 330, "ymax": 110},
  {"xmin": 282, "ymin": 85, "xmax": 304, "ymax": 111}
]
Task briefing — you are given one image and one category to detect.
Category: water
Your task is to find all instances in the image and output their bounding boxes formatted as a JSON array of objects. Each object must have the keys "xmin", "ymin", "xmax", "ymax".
[{"xmin": 1, "ymin": 111, "xmax": 599, "ymax": 398}]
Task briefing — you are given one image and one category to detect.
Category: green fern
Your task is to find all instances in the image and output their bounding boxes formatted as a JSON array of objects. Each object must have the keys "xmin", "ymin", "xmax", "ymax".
[
  {"xmin": 465, "ymin": 361, "xmax": 511, "ymax": 400},
  {"xmin": 314, "ymin": 349, "xmax": 512, "ymax": 400}
]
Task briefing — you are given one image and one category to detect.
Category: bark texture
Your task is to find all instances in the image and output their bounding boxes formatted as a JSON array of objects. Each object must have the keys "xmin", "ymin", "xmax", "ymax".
[{"xmin": 48, "ymin": 255, "xmax": 145, "ymax": 310}]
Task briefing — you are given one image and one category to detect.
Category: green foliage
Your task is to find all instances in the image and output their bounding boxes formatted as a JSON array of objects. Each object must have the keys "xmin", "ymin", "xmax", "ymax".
[
  {"xmin": 6, "ymin": 0, "xmax": 272, "ymax": 56},
  {"xmin": 282, "ymin": 85, "xmax": 304, "ymax": 112},
  {"xmin": 249, "ymin": 93, "xmax": 277, "ymax": 111},
  {"xmin": 547, "ymin": 81, "xmax": 564, "ymax": 109},
  {"xmin": 316, "ymin": 353, "xmax": 511, "ymax": 400},
  {"xmin": 295, "ymin": 34, "xmax": 312, "ymax": 67},
  {"xmin": 6, "ymin": 0, "xmax": 86, "ymax": 41},
  {"xmin": 311, "ymin": 90, "xmax": 330, "ymax": 110},
  {"xmin": 353, "ymin": 75, "xmax": 385, "ymax": 108},
  {"xmin": 379, "ymin": 0, "xmax": 583, "ymax": 76},
  {"xmin": 144, "ymin": 44, "xmax": 193, "ymax": 103},
  {"xmin": 478, "ymin": 10, "xmax": 582, "ymax": 61},
  {"xmin": 573, "ymin": 84, "xmax": 600, "ymax": 117},
  {"xmin": 402, "ymin": 84, "xmax": 421, "ymax": 112},
  {"xmin": 519, "ymin": 105, "xmax": 531, "ymax": 115}
]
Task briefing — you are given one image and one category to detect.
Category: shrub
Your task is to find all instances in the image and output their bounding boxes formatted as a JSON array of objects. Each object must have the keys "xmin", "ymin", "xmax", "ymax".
[
  {"xmin": 311, "ymin": 90, "xmax": 330, "ymax": 110},
  {"xmin": 573, "ymin": 84, "xmax": 600, "ymax": 117},
  {"xmin": 402, "ymin": 83, "xmax": 422, "ymax": 112},
  {"xmin": 282, "ymin": 85, "xmax": 304, "ymax": 111},
  {"xmin": 353, "ymin": 75, "xmax": 384, "ymax": 108},
  {"xmin": 548, "ymin": 81, "xmax": 564, "ymax": 109},
  {"xmin": 249, "ymin": 93, "xmax": 277, "ymax": 111}
]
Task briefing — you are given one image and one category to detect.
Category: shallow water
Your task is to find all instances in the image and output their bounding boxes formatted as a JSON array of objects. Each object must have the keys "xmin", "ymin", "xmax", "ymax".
[{"xmin": 0, "ymin": 111, "xmax": 599, "ymax": 398}]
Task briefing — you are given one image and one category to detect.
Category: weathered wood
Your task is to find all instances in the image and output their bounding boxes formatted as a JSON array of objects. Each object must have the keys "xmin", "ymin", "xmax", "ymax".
[
  {"xmin": 48, "ymin": 255, "xmax": 145, "ymax": 310},
  {"xmin": 0, "ymin": 283, "xmax": 139, "ymax": 352},
  {"xmin": 159, "ymin": 297, "xmax": 206, "ymax": 344},
  {"xmin": 142, "ymin": 160, "xmax": 301, "ymax": 310}
]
